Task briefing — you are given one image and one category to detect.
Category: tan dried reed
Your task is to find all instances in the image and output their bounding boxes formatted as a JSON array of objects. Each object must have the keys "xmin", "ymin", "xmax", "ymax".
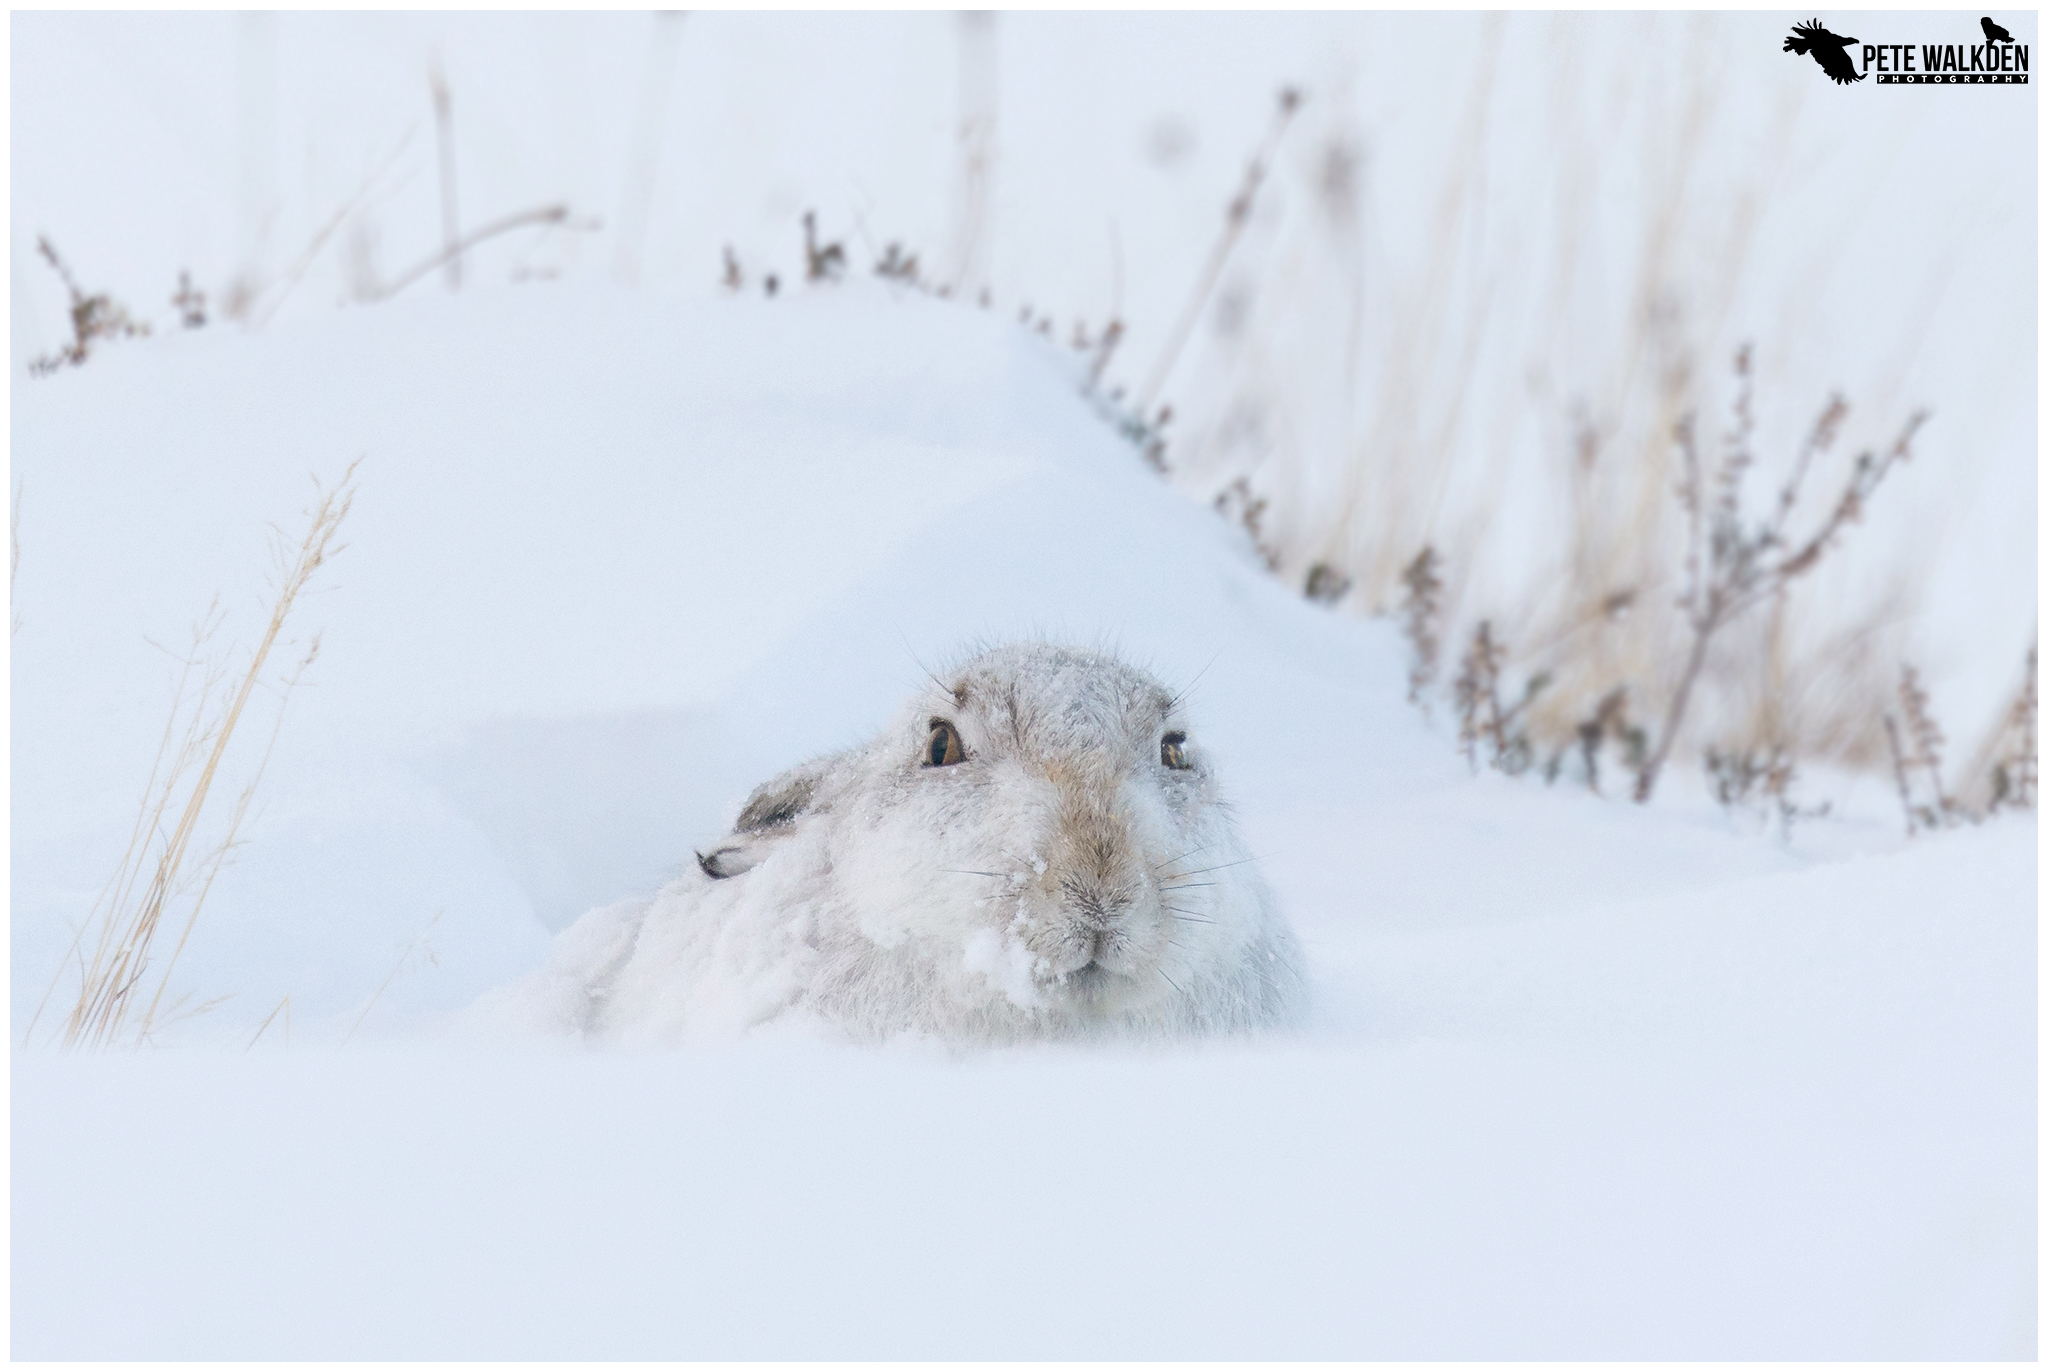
[{"xmin": 25, "ymin": 460, "xmax": 359, "ymax": 1050}]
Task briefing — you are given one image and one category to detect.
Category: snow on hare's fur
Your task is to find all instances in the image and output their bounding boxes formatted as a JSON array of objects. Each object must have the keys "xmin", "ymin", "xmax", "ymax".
[{"xmin": 509, "ymin": 643, "xmax": 1305, "ymax": 1044}]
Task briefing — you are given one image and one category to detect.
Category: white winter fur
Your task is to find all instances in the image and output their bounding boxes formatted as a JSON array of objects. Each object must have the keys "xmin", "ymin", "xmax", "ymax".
[{"xmin": 495, "ymin": 643, "xmax": 1305, "ymax": 1045}]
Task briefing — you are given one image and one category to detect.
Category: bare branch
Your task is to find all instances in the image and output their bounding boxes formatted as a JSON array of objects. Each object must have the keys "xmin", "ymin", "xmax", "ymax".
[
  {"xmin": 1634, "ymin": 347, "xmax": 1927, "ymax": 802},
  {"xmin": 372, "ymin": 204, "xmax": 592, "ymax": 303}
]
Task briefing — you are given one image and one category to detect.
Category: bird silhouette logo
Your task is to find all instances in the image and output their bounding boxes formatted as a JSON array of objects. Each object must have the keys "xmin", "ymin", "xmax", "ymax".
[
  {"xmin": 1784, "ymin": 18, "xmax": 1865, "ymax": 83},
  {"xmin": 1982, "ymin": 16, "xmax": 2015, "ymax": 44}
]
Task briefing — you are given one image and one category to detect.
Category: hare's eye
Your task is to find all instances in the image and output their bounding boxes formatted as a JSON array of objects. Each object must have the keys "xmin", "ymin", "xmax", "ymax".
[
  {"xmin": 1161, "ymin": 731, "xmax": 1191, "ymax": 770},
  {"xmin": 925, "ymin": 720, "xmax": 965, "ymax": 767}
]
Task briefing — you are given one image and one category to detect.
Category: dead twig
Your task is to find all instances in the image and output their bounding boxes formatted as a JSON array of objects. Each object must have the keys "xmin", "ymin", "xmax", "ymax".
[
  {"xmin": 1634, "ymin": 345, "xmax": 1926, "ymax": 801},
  {"xmin": 344, "ymin": 910, "xmax": 444, "ymax": 1044},
  {"xmin": 246, "ymin": 130, "xmax": 417, "ymax": 329},
  {"xmin": 1399, "ymin": 546, "xmax": 1444, "ymax": 706},
  {"xmin": 431, "ymin": 57, "xmax": 462, "ymax": 292},
  {"xmin": 247, "ymin": 995, "xmax": 291, "ymax": 1050},
  {"xmin": 803, "ymin": 210, "xmax": 846, "ymax": 283},
  {"xmin": 374, "ymin": 204, "xmax": 595, "ymax": 303},
  {"xmin": 29, "ymin": 238, "xmax": 148, "ymax": 375},
  {"xmin": 1138, "ymin": 87, "xmax": 1303, "ymax": 416},
  {"xmin": 1883, "ymin": 662, "xmax": 1960, "ymax": 835},
  {"xmin": 1455, "ymin": 620, "xmax": 1548, "ymax": 774}
]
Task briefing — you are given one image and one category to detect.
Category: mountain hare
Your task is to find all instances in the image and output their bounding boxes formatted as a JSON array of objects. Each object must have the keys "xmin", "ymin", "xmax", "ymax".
[{"xmin": 501, "ymin": 643, "xmax": 1304, "ymax": 1044}]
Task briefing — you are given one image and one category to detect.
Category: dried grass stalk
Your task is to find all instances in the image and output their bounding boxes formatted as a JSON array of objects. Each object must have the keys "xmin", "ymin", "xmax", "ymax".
[
  {"xmin": 247, "ymin": 995, "xmax": 291, "ymax": 1051},
  {"xmin": 26, "ymin": 461, "xmax": 359, "ymax": 1050},
  {"xmin": 343, "ymin": 910, "xmax": 443, "ymax": 1044},
  {"xmin": 1138, "ymin": 86, "xmax": 1302, "ymax": 416}
]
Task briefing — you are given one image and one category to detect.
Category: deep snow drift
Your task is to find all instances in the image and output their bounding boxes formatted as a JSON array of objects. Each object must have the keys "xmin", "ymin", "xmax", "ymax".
[{"xmin": 9, "ymin": 286, "xmax": 2036, "ymax": 1359}]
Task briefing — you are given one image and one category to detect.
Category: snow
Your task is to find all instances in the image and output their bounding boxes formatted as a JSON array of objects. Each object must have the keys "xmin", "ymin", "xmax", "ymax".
[
  {"xmin": 9, "ymin": 10, "xmax": 2037, "ymax": 1362},
  {"xmin": 11, "ymin": 282, "xmax": 2035, "ymax": 1360},
  {"xmin": 10, "ymin": 934, "xmax": 2034, "ymax": 1360},
  {"xmin": 11, "ymin": 815, "xmax": 2036, "ymax": 1359}
]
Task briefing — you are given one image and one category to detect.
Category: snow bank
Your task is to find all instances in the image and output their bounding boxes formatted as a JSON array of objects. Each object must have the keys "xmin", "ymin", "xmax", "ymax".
[
  {"xmin": 10, "ymin": 286, "xmax": 2035, "ymax": 1357},
  {"xmin": 12, "ymin": 283, "xmax": 1427, "ymax": 1029},
  {"xmin": 14, "ymin": 822, "xmax": 2033, "ymax": 1359}
]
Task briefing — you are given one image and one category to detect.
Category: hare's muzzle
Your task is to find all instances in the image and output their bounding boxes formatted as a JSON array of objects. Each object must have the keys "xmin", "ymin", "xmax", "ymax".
[{"xmin": 1018, "ymin": 759, "xmax": 1170, "ymax": 1000}]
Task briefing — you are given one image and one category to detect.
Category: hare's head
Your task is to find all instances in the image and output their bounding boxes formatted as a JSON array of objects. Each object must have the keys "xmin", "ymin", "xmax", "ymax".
[{"xmin": 698, "ymin": 643, "xmax": 1270, "ymax": 1023}]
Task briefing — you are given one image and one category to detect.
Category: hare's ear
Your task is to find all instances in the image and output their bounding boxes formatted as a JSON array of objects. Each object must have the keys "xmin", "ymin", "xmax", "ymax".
[
  {"xmin": 696, "ymin": 758, "xmax": 831, "ymax": 880},
  {"xmin": 733, "ymin": 767, "xmax": 820, "ymax": 833}
]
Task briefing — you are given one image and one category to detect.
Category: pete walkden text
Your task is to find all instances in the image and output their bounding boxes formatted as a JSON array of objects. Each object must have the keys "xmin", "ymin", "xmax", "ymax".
[{"xmin": 1863, "ymin": 40, "xmax": 2029, "ymax": 79}]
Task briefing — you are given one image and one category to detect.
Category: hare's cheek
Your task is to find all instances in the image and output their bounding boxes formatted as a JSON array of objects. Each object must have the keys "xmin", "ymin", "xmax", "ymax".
[
  {"xmin": 1120, "ymin": 781, "xmax": 1200, "ymax": 867},
  {"xmin": 826, "ymin": 822, "xmax": 930, "ymax": 944}
]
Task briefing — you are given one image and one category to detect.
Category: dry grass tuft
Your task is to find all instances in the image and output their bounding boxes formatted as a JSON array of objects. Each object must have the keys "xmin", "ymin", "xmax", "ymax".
[
  {"xmin": 1882, "ymin": 645, "xmax": 2037, "ymax": 835},
  {"xmin": 1453, "ymin": 620, "xmax": 1547, "ymax": 775},
  {"xmin": 802, "ymin": 210, "xmax": 847, "ymax": 283},
  {"xmin": 874, "ymin": 241, "xmax": 922, "ymax": 285},
  {"xmin": 1884, "ymin": 663, "xmax": 1958, "ymax": 834},
  {"xmin": 171, "ymin": 270, "xmax": 209, "ymax": 329},
  {"xmin": 1703, "ymin": 741, "xmax": 1828, "ymax": 839},
  {"xmin": 1398, "ymin": 546, "xmax": 1444, "ymax": 707},
  {"xmin": 24, "ymin": 460, "xmax": 360, "ymax": 1051},
  {"xmin": 1629, "ymin": 346, "xmax": 1926, "ymax": 800},
  {"xmin": 1383, "ymin": 350, "xmax": 1927, "ymax": 807},
  {"xmin": 29, "ymin": 237, "xmax": 150, "ymax": 376},
  {"xmin": 1097, "ymin": 21, "xmax": 1971, "ymax": 817},
  {"xmin": 1981, "ymin": 644, "xmax": 2039, "ymax": 813}
]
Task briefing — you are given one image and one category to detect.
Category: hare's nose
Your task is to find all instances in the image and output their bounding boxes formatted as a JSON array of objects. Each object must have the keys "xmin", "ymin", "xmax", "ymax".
[{"xmin": 1067, "ymin": 882, "xmax": 1133, "ymax": 929}]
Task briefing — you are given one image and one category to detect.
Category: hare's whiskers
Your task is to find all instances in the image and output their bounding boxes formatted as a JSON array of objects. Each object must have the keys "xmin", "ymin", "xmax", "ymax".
[
  {"xmin": 1153, "ymin": 845, "xmax": 1209, "ymax": 872},
  {"xmin": 1160, "ymin": 855, "xmax": 1264, "ymax": 879},
  {"xmin": 1163, "ymin": 651, "xmax": 1221, "ymax": 712}
]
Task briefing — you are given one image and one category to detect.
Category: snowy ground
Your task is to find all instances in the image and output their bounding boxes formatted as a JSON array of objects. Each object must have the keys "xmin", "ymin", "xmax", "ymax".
[
  {"xmin": 11, "ymin": 11, "xmax": 2038, "ymax": 736},
  {"xmin": 10, "ymin": 285, "xmax": 2036, "ymax": 1358}
]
